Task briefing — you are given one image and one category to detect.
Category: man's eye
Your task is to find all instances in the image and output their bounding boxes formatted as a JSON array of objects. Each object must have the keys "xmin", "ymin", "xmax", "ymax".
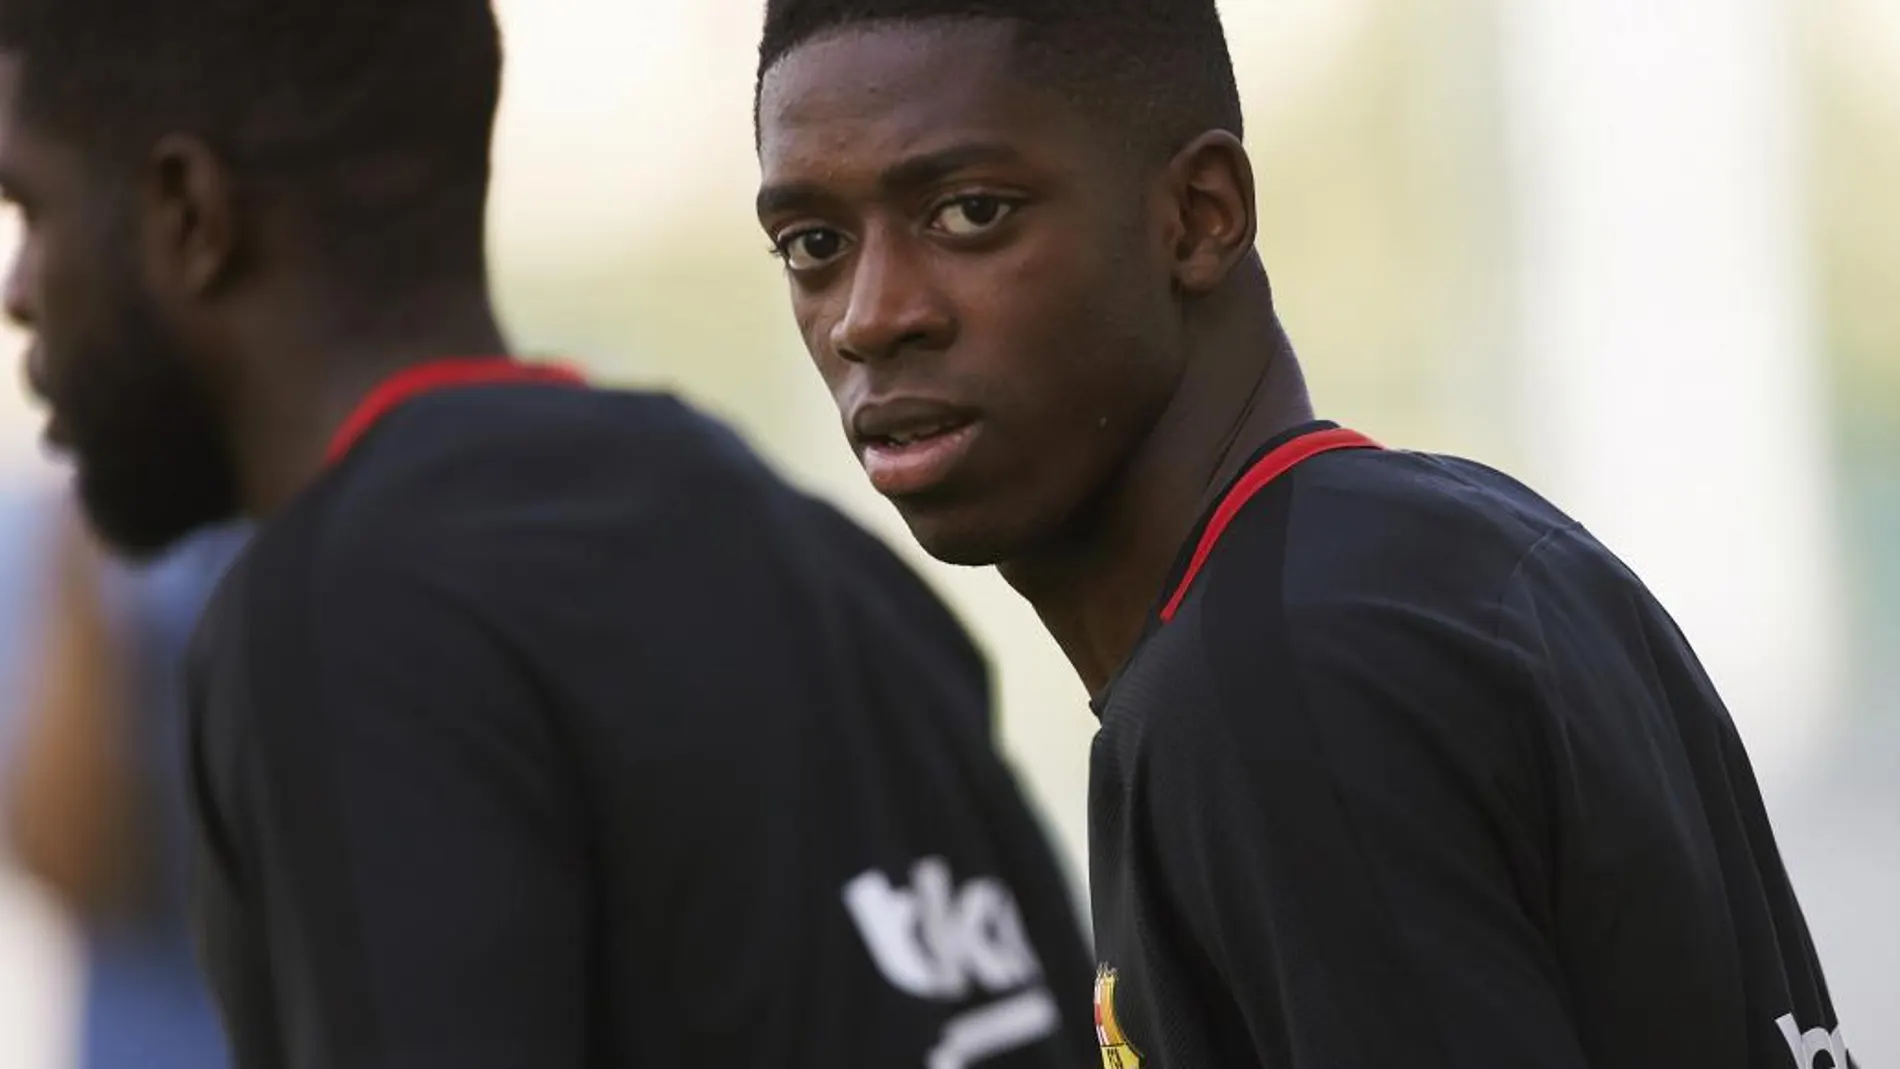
[
  {"xmin": 931, "ymin": 196, "xmax": 1016, "ymax": 237},
  {"xmin": 776, "ymin": 229, "xmax": 850, "ymax": 271}
]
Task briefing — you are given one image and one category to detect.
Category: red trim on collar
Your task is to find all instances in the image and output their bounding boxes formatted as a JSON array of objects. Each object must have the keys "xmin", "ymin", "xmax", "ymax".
[
  {"xmin": 325, "ymin": 357, "xmax": 588, "ymax": 466},
  {"xmin": 1158, "ymin": 427, "xmax": 1382, "ymax": 623}
]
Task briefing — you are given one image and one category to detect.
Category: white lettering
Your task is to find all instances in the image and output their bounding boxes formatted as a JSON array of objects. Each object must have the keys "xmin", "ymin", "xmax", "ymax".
[
  {"xmin": 844, "ymin": 857, "xmax": 1046, "ymax": 1002},
  {"xmin": 1776, "ymin": 1012, "xmax": 1851, "ymax": 1068},
  {"xmin": 844, "ymin": 869, "xmax": 940, "ymax": 998},
  {"xmin": 927, "ymin": 988, "xmax": 1061, "ymax": 1069},
  {"xmin": 913, "ymin": 858, "xmax": 970, "ymax": 999},
  {"xmin": 952, "ymin": 876, "xmax": 1039, "ymax": 992},
  {"xmin": 845, "ymin": 857, "xmax": 1060, "ymax": 1066}
]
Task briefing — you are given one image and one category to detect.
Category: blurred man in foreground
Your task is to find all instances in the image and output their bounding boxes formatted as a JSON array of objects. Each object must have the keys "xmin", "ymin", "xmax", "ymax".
[{"xmin": 0, "ymin": 1, "xmax": 1094, "ymax": 1066}]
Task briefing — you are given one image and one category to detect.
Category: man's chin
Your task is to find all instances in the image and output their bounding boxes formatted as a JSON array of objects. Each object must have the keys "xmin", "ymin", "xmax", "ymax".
[
  {"xmin": 893, "ymin": 498, "xmax": 1023, "ymax": 569},
  {"xmin": 76, "ymin": 505, "xmax": 207, "ymax": 562},
  {"xmin": 74, "ymin": 466, "xmax": 240, "ymax": 562}
]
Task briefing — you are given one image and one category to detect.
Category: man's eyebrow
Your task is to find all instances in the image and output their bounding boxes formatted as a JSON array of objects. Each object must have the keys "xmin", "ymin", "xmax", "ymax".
[
  {"xmin": 756, "ymin": 177, "xmax": 825, "ymax": 220},
  {"xmin": 876, "ymin": 141, "xmax": 1025, "ymax": 195},
  {"xmin": 757, "ymin": 141, "xmax": 1026, "ymax": 219}
]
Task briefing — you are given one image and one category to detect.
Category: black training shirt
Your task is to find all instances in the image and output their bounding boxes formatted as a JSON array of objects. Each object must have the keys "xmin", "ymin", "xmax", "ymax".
[
  {"xmin": 185, "ymin": 363, "xmax": 1096, "ymax": 1069},
  {"xmin": 1087, "ymin": 422, "xmax": 1854, "ymax": 1069}
]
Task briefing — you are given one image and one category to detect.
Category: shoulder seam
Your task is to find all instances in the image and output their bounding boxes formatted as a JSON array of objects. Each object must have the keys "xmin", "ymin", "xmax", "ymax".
[{"xmin": 1486, "ymin": 521, "xmax": 1586, "ymax": 644}]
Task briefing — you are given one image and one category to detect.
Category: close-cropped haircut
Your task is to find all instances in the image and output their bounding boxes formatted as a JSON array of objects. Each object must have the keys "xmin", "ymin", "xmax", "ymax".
[
  {"xmin": 756, "ymin": 0, "xmax": 1244, "ymax": 162},
  {"xmin": 0, "ymin": 0, "xmax": 504, "ymax": 278}
]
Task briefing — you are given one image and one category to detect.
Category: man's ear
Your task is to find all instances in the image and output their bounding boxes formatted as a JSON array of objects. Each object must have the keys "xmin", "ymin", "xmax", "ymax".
[
  {"xmin": 1161, "ymin": 130, "xmax": 1258, "ymax": 295},
  {"xmin": 141, "ymin": 133, "xmax": 240, "ymax": 298}
]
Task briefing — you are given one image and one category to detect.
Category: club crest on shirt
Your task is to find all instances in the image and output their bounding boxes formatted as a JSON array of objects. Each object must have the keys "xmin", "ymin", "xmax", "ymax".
[{"xmin": 1094, "ymin": 965, "xmax": 1142, "ymax": 1068}]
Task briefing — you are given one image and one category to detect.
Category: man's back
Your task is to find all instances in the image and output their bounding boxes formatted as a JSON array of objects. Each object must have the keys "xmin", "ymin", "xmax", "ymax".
[
  {"xmin": 1090, "ymin": 433, "xmax": 1851, "ymax": 1068},
  {"xmin": 187, "ymin": 380, "xmax": 1095, "ymax": 1069}
]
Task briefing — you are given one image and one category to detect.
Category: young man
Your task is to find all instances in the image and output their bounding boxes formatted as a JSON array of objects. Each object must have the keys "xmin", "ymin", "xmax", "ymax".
[
  {"xmin": 0, "ymin": 2, "xmax": 1096, "ymax": 1067},
  {"xmin": 753, "ymin": 2, "xmax": 1856, "ymax": 1067}
]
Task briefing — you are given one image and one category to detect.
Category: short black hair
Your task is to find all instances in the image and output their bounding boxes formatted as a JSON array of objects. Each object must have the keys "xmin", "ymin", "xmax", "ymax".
[
  {"xmin": 756, "ymin": 0, "xmax": 1243, "ymax": 160},
  {"xmin": 0, "ymin": 0, "xmax": 503, "ymax": 282}
]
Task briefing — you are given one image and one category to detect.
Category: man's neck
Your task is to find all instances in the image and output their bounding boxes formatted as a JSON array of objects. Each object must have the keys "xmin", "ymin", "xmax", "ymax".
[
  {"xmin": 998, "ymin": 285, "xmax": 1313, "ymax": 695},
  {"xmin": 227, "ymin": 292, "xmax": 510, "ymax": 519}
]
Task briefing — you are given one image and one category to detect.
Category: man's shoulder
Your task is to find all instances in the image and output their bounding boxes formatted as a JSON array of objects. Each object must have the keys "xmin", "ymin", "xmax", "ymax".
[
  {"xmin": 1280, "ymin": 447, "xmax": 1655, "ymax": 648},
  {"xmin": 1102, "ymin": 449, "xmax": 1582, "ymax": 811},
  {"xmin": 258, "ymin": 384, "xmax": 978, "ymax": 661},
  {"xmin": 1134, "ymin": 447, "xmax": 1591, "ymax": 732},
  {"xmin": 345, "ymin": 384, "xmax": 772, "ymax": 507},
  {"xmin": 269, "ymin": 385, "xmax": 794, "ymax": 576},
  {"xmin": 1194, "ymin": 446, "xmax": 1582, "ymax": 632}
]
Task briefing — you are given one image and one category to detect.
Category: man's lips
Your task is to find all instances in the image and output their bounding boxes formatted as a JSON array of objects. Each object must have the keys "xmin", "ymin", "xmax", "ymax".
[
  {"xmin": 850, "ymin": 397, "xmax": 981, "ymax": 497},
  {"xmin": 859, "ymin": 422, "xmax": 980, "ymax": 497}
]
